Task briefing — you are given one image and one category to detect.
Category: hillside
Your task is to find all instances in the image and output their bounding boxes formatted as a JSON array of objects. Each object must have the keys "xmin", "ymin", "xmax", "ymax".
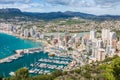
[{"xmin": 0, "ymin": 8, "xmax": 120, "ymax": 21}]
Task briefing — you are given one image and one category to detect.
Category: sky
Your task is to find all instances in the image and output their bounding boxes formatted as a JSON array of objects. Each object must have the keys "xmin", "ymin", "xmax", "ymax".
[{"xmin": 0, "ymin": 0, "xmax": 120, "ymax": 15}]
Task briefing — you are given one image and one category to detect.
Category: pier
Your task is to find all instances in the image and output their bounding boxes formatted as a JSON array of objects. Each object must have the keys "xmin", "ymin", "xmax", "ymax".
[
  {"xmin": 15, "ymin": 48, "xmax": 43, "ymax": 54},
  {"xmin": 0, "ymin": 54, "xmax": 23, "ymax": 64},
  {"xmin": 0, "ymin": 48, "xmax": 43, "ymax": 64}
]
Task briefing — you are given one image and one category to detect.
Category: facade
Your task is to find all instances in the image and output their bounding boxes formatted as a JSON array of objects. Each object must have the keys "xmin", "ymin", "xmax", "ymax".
[
  {"xmin": 30, "ymin": 28, "xmax": 35, "ymax": 37},
  {"xmin": 90, "ymin": 30, "xmax": 96, "ymax": 40},
  {"xmin": 96, "ymin": 39, "xmax": 103, "ymax": 48},
  {"xmin": 109, "ymin": 32, "xmax": 116, "ymax": 47},
  {"xmin": 97, "ymin": 49, "xmax": 106, "ymax": 61},
  {"xmin": 24, "ymin": 29, "xmax": 29, "ymax": 37},
  {"xmin": 102, "ymin": 29, "xmax": 110, "ymax": 44}
]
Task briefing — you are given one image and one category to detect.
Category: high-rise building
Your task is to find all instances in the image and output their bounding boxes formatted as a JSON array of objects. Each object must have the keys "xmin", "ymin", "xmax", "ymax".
[
  {"xmin": 35, "ymin": 32, "xmax": 40, "ymax": 39},
  {"xmin": 24, "ymin": 29, "xmax": 29, "ymax": 37},
  {"xmin": 117, "ymin": 41, "xmax": 120, "ymax": 51},
  {"xmin": 106, "ymin": 45, "xmax": 112, "ymax": 55},
  {"xmin": 96, "ymin": 39, "xmax": 103, "ymax": 48},
  {"xmin": 97, "ymin": 49, "xmax": 106, "ymax": 61},
  {"xmin": 29, "ymin": 28, "xmax": 35, "ymax": 37},
  {"xmin": 90, "ymin": 30, "xmax": 96, "ymax": 40},
  {"xmin": 102, "ymin": 29, "xmax": 110, "ymax": 44},
  {"xmin": 40, "ymin": 34, "xmax": 45, "ymax": 39},
  {"xmin": 109, "ymin": 32, "xmax": 116, "ymax": 47}
]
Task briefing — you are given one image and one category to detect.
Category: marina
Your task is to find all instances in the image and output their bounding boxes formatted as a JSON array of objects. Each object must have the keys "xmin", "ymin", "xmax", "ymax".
[
  {"xmin": 0, "ymin": 52, "xmax": 72, "ymax": 76},
  {"xmin": 29, "ymin": 57, "xmax": 72, "ymax": 75}
]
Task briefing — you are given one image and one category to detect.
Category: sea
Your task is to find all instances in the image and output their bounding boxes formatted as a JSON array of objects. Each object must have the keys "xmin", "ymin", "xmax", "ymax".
[{"xmin": 0, "ymin": 33, "xmax": 72, "ymax": 77}]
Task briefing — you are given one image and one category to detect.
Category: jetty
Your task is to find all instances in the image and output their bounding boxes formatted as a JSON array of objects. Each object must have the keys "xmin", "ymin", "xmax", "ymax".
[
  {"xmin": 0, "ymin": 47, "xmax": 43, "ymax": 64},
  {"xmin": 15, "ymin": 48, "xmax": 43, "ymax": 54},
  {"xmin": 0, "ymin": 54, "xmax": 23, "ymax": 64}
]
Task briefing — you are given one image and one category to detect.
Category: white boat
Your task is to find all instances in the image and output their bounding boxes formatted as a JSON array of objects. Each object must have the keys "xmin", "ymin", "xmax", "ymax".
[
  {"xmin": 6, "ymin": 59, "xmax": 12, "ymax": 62},
  {"xmin": 29, "ymin": 70, "xmax": 35, "ymax": 73},
  {"xmin": 9, "ymin": 72, "xmax": 15, "ymax": 76}
]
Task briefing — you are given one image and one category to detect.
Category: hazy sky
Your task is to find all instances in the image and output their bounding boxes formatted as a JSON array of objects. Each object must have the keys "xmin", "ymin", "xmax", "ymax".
[{"xmin": 0, "ymin": 0, "xmax": 120, "ymax": 15}]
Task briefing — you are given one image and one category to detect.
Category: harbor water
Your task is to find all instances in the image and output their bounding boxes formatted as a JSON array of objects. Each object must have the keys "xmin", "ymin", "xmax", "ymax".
[{"xmin": 0, "ymin": 33, "xmax": 41, "ymax": 59}]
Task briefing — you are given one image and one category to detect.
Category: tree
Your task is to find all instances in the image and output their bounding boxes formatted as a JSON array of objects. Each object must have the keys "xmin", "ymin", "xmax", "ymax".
[
  {"xmin": 14, "ymin": 68, "xmax": 29, "ymax": 80},
  {"xmin": 74, "ymin": 68, "xmax": 81, "ymax": 74},
  {"xmin": 111, "ymin": 57, "xmax": 120, "ymax": 80},
  {"xmin": 0, "ymin": 76, "xmax": 3, "ymax": 80},
  {"xmin": 62, "ymin": 71, "xmax": 68, "ymax": 75},
  {"xmin": 98, "ymin": 63, "xmax": 115, "ymax": 80},
  {"xmin": 68, "ymin": 47, "xmax": 73, "ymax": 51},
  {"xmin": 34, "ymin": 75, "xmax": 53, "ymax": 80},
  {"xmin": 83, "ymin": 72, "xmax": 92, "ymax": 79},
  {"xmin": 51, "ymin": 70, "xmax": 63, "ymax": 78}
]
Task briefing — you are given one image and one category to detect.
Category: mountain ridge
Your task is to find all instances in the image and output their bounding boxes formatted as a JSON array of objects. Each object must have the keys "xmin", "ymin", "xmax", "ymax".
[{"xmin": 0, "ymin": 8, "xmax": 120, "ymax": 21}]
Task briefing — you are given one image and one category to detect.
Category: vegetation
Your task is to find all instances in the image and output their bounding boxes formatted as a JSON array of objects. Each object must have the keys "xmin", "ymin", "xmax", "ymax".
[
  {"xmin": 68, "ymin": 47, "xmax": 73, "ymax": 51},
  {"xmin": 115, "ymin": 30, "xmax": 120, "ymax": 37},
  {"xmin": 0, "ymin": 76, "xmax": 3, "ymax": 80},
  {"xmin": 58, "ymin": 19, "xmax": 86, "ymax": 25}
]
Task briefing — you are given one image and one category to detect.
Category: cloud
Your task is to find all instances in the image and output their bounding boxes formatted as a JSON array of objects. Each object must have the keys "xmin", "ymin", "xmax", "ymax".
[
  {"xmin": 0, "ymin": 2, "xmax": 45, "ymax": 12},
  {"xmin": 0, "ymin": 3, "xmax": 30, "ymax": 9},
  {"xmin": 45, "ymin": 0, "xmax": 94, "ymax": 7},
  {"xmin": 0, "ymin": 0, "xmax": 31, "ymax": 4},
  {"xmin": 45, "ymin": 0, "xmax": 120, "ymax": 8},
  {"xmin": 94, "ymin": 0, "xmax": 120, "ymax": 8},
  {"xmin": 0, "ymin": 0, "xmax": 120, "ymax": 15},
  {"xmin": 46, "ymin": 0, "xmax": 69, "ymax": 5}
]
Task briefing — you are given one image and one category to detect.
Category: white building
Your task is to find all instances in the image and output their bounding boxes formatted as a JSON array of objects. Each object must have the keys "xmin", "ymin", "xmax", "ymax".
[
  {"xmin": 109, "ymin": 32, "xmax": 116, "ymax": 46},
  {"xmin": 29, "ymin": 28, "xmax": 35, "ymax": 37},
  {"xmin": 96, "ymin": 39, "xmax": 103, "ymax": 48},
  {"xmin": 106, "ymin": 45, "xmax": 113, "ymax": 55},
  {"xmin": 35, "ymin": 32, "xmax": 41, "ymax": 39},
  {"xmin": 40, "ymin": 34, "xmax": 45, "ymax": 39},
  {"xmin": 97, "ymin": 48, "xmax": 106, "ymax": 61},
  {"xmin": 24, "ymin": 29, "xmax": 29, "ymax": 37},
  {"xmin": 102, "ymin": 29, "xmax": 110, "ymax": 44},
  {"xmin": 90, "ymin": 30, "xmax": 96, "ymax": 40}
]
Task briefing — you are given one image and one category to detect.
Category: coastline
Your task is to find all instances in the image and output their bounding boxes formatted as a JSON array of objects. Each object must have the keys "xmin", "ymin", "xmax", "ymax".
[{"xmin": 0, "ymin": 30, "xmax": 46, "ymax": 45}]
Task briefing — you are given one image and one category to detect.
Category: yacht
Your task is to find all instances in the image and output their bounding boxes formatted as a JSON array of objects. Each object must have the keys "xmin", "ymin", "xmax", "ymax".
[{"xmin": 9, "ymin": 72, "xmax": 15, "ymax": 76}]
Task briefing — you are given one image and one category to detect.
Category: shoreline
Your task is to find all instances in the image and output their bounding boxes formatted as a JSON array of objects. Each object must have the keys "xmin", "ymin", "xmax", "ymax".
[{"xmin": 0, "ymin": 30, "xmax": 47, "ymax": 46}]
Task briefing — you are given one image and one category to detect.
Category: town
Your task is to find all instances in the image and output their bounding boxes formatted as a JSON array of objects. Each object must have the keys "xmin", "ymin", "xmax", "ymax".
[{"xmin": 0, "ymin": 22, "xmax": 120, "ymax": 72}]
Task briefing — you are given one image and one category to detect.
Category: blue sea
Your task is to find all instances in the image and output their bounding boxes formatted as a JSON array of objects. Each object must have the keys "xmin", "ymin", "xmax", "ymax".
[
  {"xmin": 0, "ymin": 33, "xmax": 41, "ymax": 59},
  {"xmin": 0, "ymin": 33, "xmax": 71, "ymax": 77}
]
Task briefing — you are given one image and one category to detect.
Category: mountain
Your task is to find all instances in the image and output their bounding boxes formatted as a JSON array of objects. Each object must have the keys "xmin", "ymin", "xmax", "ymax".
[
  {"xmin": 0, "ymin": 8, "xmax": 21, "ymax": 13},
  {"xmin": 63, "ymin": 11, "xmax": 120, "ymax": 21},
  {"xmin": 23, "ymin": 12, "xmax": 73, "ymax": 20},
  {"xmin": 0, "ymin": 8, "xmax": 120, "ymax": 21},
  {"xmin": 0, "ymin": 8, "xmax": 27, "ymax": 20}
]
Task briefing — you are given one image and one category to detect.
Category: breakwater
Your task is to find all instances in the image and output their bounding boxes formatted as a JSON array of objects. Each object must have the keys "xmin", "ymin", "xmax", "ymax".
[{"xmin": 0, "ymin": 48, "xmax": 42, "ymax": 64}]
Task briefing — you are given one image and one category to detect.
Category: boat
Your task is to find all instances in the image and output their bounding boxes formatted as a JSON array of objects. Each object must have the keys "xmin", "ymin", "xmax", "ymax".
[
  {"xmin": 9, "ymin": 72, "xmax": 15, "ymax": 76},
  {"xmin": 29, "ymin": 70, "xmax": 35, "ymax": 74}
]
